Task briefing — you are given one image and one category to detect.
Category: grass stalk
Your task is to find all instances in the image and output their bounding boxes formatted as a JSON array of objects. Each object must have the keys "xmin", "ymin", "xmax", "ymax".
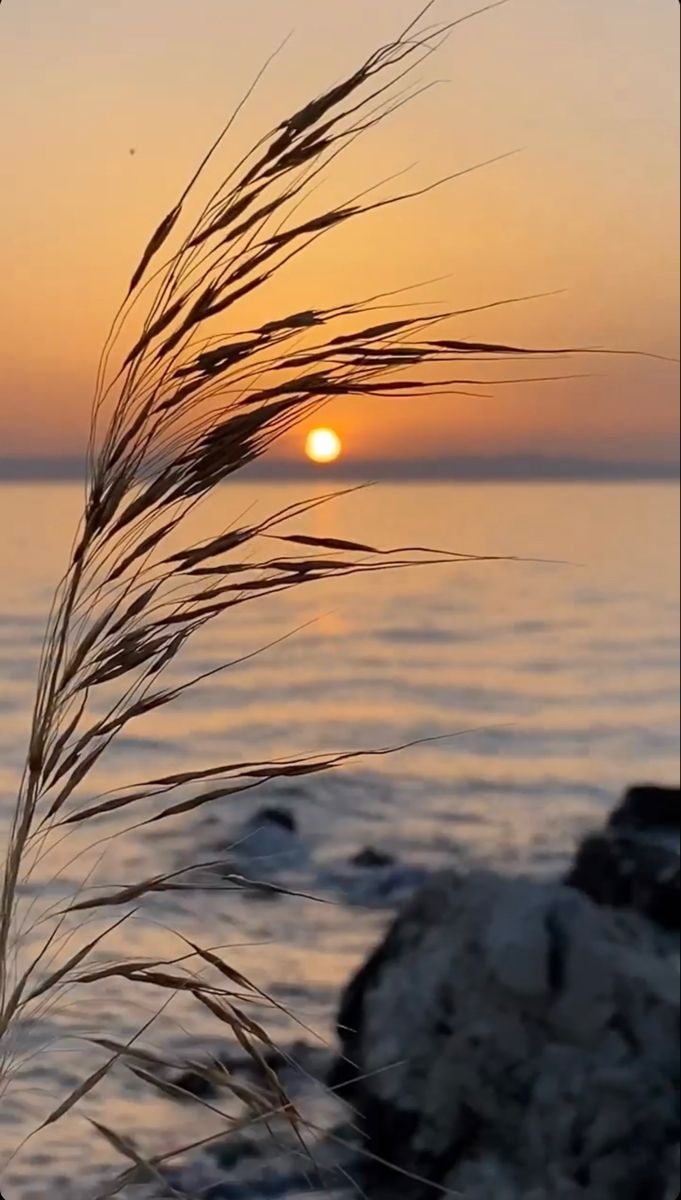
[{"xmin": 0, "ymin": 5, "xmax": 574, "ymax": 1194}]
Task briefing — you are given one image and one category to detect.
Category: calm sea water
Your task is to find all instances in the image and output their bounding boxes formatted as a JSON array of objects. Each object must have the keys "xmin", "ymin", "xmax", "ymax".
[{"xmin": 0, "ymin": 480, "xmax": 679, "ymax": 1198}]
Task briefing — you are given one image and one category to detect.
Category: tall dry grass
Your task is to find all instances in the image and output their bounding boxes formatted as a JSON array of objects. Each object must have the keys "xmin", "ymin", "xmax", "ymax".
[{"xmin": 0, "ymin": 3, "xmax": 575, "ymax": 1195}]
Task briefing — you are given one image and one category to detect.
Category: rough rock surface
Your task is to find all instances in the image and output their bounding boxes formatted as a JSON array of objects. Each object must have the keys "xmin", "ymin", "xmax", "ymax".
[
  {"xmin": 566, "ymin": 785, "xmax": 679, "ymax": 930},
  {"xmin": 608, "ymin": 785, "xmax": 680, "ymax": 833},
  {"xmin": 330, "ymin": 869, "xmax": 679, "ymax": 1199}
]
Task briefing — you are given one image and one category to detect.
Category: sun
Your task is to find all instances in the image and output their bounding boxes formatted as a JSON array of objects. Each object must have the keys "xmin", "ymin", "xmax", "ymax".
[{"xmin": 305, "ymin": 427, "xmax": 342, "ymax": 464}]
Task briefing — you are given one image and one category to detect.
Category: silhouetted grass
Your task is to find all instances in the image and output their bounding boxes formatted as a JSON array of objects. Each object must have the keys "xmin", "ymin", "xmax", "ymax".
[{"xmin": 0, "ymin": 3, "xmax": 573, "ymax": 1194}]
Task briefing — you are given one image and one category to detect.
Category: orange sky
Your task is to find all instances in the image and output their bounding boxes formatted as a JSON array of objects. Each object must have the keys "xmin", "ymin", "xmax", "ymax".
[{"xmin": 0, "ymin": 0, "xmax": 678, "ymax": 463}]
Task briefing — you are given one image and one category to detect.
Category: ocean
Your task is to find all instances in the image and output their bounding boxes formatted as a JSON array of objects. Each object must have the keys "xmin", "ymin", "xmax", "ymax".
[{"xmin": 0, "ymin": 480, "xmax": 679, "ymax": 1198}]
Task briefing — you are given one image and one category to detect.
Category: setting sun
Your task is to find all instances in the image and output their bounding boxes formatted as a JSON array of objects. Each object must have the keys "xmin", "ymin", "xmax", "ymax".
[{"xmin": 305, "ymin": 427, "xmax": 342, "ymax": 464}]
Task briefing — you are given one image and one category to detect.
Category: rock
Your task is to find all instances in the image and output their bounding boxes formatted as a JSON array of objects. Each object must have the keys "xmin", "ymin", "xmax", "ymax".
[
  {"xmin": 608, "ymin": 785, "xmax": 680, "ymax": 833},
  {"xmin": 323, "ymin": 857, "xmax": 429, "ymax": 909},
  {"xmin": 329, "ymin": 869, "xmax": 679, "ymax": 1199},
  {"xmin": 166, "ymin": 1041, "xmax": 328, "ymax": 1104},
  {"xmin": 171, "ymin": 1063, "xmax": 224, "ymax": 1100},
  {"xmin": 218, "ymin": 806, "xmax": 306, "ymax": 880},
  {"xmin": 168, "ymin": 1047, "xmax": 291, "ymax": 1102},
  {"xmin": 158, "ymin": 1050, "xmax": 352, "ymax": 1199},
  {"xmin": 351, "ymin": 847, "xmax": 396, "ymax": 869},
  {"xmin": 251, "ymin": 807, "xmax": 297, "ymax": 834},
  {"xmin": 566, "ymin": 785, "xmax": 680, "ymax": 931},
  {"xmin": 566, "ymin": 832, "xmax": 679, "ymax": 931}
]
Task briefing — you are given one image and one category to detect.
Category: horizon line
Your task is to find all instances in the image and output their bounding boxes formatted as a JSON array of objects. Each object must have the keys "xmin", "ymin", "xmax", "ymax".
[{"xmin": 0, "ymin": 453, "xmax": 678, "ymax": 484}]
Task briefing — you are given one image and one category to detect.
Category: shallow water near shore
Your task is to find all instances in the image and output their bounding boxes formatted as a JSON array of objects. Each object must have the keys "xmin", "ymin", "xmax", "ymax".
[{"xmin": 0, "ymin": 480, "xmax": 678, "ymax": 1198}]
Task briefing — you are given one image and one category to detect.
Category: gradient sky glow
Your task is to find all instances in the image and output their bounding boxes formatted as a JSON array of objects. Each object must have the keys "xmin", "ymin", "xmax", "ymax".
[{"xmin": 0, "ymin": 0, "xmax": 679, "ymax": 463}]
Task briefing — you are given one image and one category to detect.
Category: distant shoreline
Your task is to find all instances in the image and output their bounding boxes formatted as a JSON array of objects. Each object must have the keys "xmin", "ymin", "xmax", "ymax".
[{"xmin": 0, "ymin": 457, "xmax": 678, "ymax": 485}]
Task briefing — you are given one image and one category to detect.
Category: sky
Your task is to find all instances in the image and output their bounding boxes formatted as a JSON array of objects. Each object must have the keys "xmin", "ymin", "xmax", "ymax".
[{"xmin": 0, "ymin": 0, "xmax": 679, "ymax": 467}]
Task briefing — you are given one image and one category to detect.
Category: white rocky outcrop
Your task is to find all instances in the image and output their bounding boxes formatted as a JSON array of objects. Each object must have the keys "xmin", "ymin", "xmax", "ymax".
[{"xmin": 331, "ymin": 869, "xmax": 679, "ymax": 1199}]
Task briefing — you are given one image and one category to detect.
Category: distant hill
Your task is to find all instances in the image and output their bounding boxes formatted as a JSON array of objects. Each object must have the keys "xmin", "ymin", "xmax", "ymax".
[
  {"xmin": 0, "ymin": 457, "xmax": 87, "ymax": 481},
  {"xmin": 0, "ymin": 455, "xmax": 678, "ymax": 484}
]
